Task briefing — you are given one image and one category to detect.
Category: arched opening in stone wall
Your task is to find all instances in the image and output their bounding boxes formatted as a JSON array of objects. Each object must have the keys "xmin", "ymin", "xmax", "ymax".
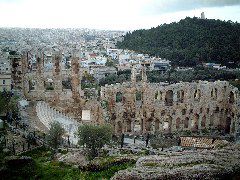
[
  {"xmin": 194, "ymin": 89, "xmax": 201, "ymax": 101},
  {"xmin": 229, "ymin": 91, "xmax": 235, "ymax": 104},
  {"xmin": 62, "ymin": 77, "xmax": 72, "ymax": 89},
  {"xmin": 155, "ymin": 91, "xmax": 162, "ymax": 100},
  {"xmin": 223, "ymin": 85, "xmax": 227, "ymax": 92},
  {"xmin": 116, "ymin": 92, "xmax": 123, "ymax": 103},
  {"xmin": 150, "ymin": 111, "xmax": 155, "ymax": 117},
  {"xmin": 215, "ymin": 88, "xmax": 218, "ymax": 99},
  {"xmin": 163, "ymin": 116, "xmax": 172, "ymax": 133},
  {"xmin": 172, "ymin": 110, "xmax": 176, "ymax": 115},
  {"xmin": 146, "ymin": 118, "xmax": 153, "ymax": 131},
  {"xmin": 210, "ymin": 114, "xmax": 214, "ymax": 128},
  {"xmin": 134, "ymin": 120, "xmax": 141, "ymax": 133},
  {"xmin": 207, "ymin": 108, "xmax": 210, "ymax": 114},
  {"xmin": 201, "ymin": 115, "xmax": 206, "ymax": 128},
  {"xmin": 177, "ymin": 90, "xmax": 184, "ymax": 103},
  {"xmin": 116, "ymin": 121, "xmax": 122, "ymax": 134},
  {"xmin": 146, "ymin": 121, "xmax": 151, "ymax": 131},
  {"xmin": 111, "ymin": 113, "xmax": 116, "ymax": 121},
  {"xmin": 165, "ymin": 90, "xmax": 173, "ymax": 106},
  {"xmin": 176, "ymin": 117, "xmax": 181, "ymax": 129},
  {"xmin": 211, "ymin": 89, "xmax": 214, "ymax": 98},
  {"xmin": 191, "ymin": 114, "xmax": 199, "ymax": 131},
  {"xmin": 182, "ymin": 109, "xmax": 186, "ymax": 115},
  {"xmin": 184, "ymin": 117, "xmax": 189, "ymax": 128},
  {"xmin": 211, "ymin": 88, "xmax": 217, "ymax": 100},
  {"xmin": 44, "ymin": 79, "xmax": 54, "ymax": 90},
  {"xmin": 225, "ymin": 109, "xmax": 229, "ymax": 114},
  {"xmin": 126, "ymin": 119, "xmax": 131, "ymax": 132},
  {"xmin": 219, "ymin": 109, "xmax": 225, "ymax": 129},
  {"xmin": 161, "ymin": 110, "xmax": 165, "ymax": 116},
  {"xmin": 122, "ymin": 112, "xmax": 128, "ymax": 119},
  {"xmin": 163, "ymin": 122, "xmax": 169, "ymax": 133},
  {"xmin": 29, "ymin": 80, "xmax": 36, "ymax": 91},
  {"xmin": 109, "ymin": 97, "xmax": 116, "ymax": 110},
  {"xmin": 136, "ymin": 91, "xmax": 142, "ymax": 101},
  {"xmin": 225, "ymin": 117, "xmax": 231, "ymax": 134},
  {"xmin": 155, "ymin": 119, "xmax": 160, "ymax": 131}
]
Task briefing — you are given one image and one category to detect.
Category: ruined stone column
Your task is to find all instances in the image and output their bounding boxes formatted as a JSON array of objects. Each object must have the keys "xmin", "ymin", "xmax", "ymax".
[
  {"xmin": 36, "ymin": 52, "xmax": 45, "ymax": 99},
  {"xmin": 70, "ymin": 54, "xmax": 82, "ymax": 120},
  {"xmin": 52, "ymin": 51, "xmax": 63, "ymax": 104},
  {"xmin": 71, "ymin": 55, "xmax": 81, "ymax": 103}
]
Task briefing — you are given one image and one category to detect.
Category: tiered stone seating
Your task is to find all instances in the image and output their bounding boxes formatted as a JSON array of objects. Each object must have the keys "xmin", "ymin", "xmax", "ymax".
[
  {"xmin": 36, "ymin": 101, "xmax": 80, "ymax": 144},
  {"xmin": 180, "ymin": 137, "xmax": 213, "ymax": 149}
]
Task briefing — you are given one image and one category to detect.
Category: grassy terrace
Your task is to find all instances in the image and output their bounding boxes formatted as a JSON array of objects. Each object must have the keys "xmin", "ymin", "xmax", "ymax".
[{"xmin": 2, "ymin": 147, "xmax": 136, "ymax": 180}]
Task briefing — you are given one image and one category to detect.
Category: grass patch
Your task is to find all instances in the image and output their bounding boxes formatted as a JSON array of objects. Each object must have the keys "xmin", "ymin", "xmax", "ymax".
[
  {"xmin": 143, "ymin": 162, "xmax": 158, "ymax": 167},
  {"xmin": 86, "ymin": 161, "xmax": 135, "ymax": 179},
  {"xmin": 15, "ymin": 147, "xmax": 135, "ymax": 180}
]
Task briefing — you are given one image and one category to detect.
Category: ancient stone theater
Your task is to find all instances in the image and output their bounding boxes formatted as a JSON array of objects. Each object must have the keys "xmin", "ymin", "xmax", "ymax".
[
  {"xmin": 101, "ymin": 66, "xmax": 240, "ymax": 136},
  {"xmin": 21, "ymin": 51, "xmax": 240, "ymax": 137}
]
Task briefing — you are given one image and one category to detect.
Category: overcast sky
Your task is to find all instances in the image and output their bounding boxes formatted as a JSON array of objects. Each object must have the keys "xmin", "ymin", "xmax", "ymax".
[{"xmin": 0, "ymin": 0, "xmax": 240, "ymax": 30}]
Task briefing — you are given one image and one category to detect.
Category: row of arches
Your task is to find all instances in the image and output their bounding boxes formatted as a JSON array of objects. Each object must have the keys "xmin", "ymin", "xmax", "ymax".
[
  {"xmin": 114, "ymin": 90, "xmax": 235, "ymax": 105},
  {"xmin": 116, "ymin": 91, "xmax": 142, "ymax": 103},
  {"xmin": 114, "ymin": 114, "xmax": 233, "ymax": 134},
  {"xmin": 27, "ymin": 78, "xmax": 73, "ymax": 91}
]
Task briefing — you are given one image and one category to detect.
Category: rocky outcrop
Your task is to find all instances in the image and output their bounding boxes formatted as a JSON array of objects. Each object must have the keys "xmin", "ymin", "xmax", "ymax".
[{"xmin": 112, "ymin": 145, "xmax": 240, "ymax": 179}]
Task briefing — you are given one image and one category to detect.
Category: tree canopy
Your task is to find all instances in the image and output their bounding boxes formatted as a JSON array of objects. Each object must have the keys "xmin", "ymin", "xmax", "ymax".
[
  {"xmin": 0, "ymin": 91, "xmax": 18, "ymax": 115},
  {"xmin": 117, "ymin": 17, "xmax": 240, "ymax": 67},
  {"xmin": 77, "ymin": 124, "xmax": 112, "ymax": 159},
  {"xmin": 46, "ymin": 121, "xmax": 65, "ymax": 150}
]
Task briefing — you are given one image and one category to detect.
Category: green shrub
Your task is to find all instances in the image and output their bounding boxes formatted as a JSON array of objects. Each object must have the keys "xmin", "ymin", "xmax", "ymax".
[
  {"xmin": 143, "ymin": 162, "xmax": 158, "ymax": 167},
  {"xmin": 201, "ymin": 129, "xmax": 210, "ymax": 135},
  {"xmin": 77, "ymin": 124, "xmax": 113, "ymax": 159},
  {"xmin": 46, "ymin": 86, "xmax": 54, "ymax": 90}
]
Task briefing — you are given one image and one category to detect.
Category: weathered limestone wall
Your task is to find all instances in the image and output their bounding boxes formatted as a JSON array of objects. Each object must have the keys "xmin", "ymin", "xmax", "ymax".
[
  {"xmin": 101, "ymin": 80, "xmax": 240, "ymax": 136},
  {"xmin": 71, "ymin": 55, "xmax": 81, "ymax": 104},
  {"xmin": 21, "ymin": 51, "xmax": 240, "ymax": 136},
  {"xmin": 35, "ymin": 52, "xmax": 45, "ymax": 99},
  {"xmin": 52, "ymin": 52, "xmax": 63, "ymax": 105},
  {"xmin": 22, "ymin": 50, "xmax": 104, "ymax": 124}
]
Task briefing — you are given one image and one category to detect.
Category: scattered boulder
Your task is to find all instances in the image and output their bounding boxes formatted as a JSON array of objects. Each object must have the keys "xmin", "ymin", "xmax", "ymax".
[{"xmin": 56, "ymin": 149, "xmax": 87, "ymax": 166}]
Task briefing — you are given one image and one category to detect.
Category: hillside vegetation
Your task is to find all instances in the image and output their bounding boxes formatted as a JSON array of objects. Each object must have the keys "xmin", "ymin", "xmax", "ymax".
[{"xmin": 117, "ymin": 17, "xmax": 240, "ymax": 67}]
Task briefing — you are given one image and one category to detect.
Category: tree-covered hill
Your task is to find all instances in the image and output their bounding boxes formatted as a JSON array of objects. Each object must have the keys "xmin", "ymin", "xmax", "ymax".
[{"xmin": 117, "ymin": 17, "xmax": 240, "ymax": 67}]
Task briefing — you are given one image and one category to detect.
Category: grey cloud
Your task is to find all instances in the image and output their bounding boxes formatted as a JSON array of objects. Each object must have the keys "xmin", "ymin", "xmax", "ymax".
[{"xmin": 143, "ymin": 0, "xmax": 240, "ymax": 15}]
